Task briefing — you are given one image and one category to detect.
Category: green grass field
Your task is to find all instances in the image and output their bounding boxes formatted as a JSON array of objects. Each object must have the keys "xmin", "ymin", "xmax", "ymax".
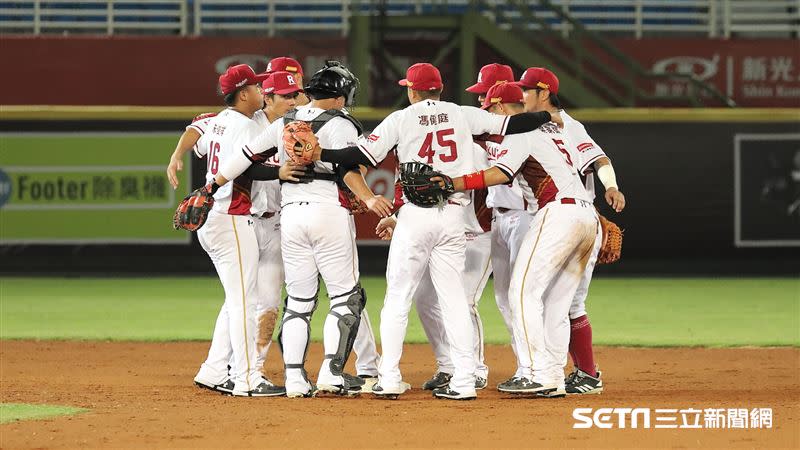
[
  {"xmin": 1, "ymin": 277, "xmax": 798, "ymax": 346},
  {"xmin": 0, "ymin": 404, "xmax": 87, "ymax": 424}
]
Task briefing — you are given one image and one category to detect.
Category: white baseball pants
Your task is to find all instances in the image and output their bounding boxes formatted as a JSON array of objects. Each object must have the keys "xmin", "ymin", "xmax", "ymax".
[
  {"xmin": 490, "ymin": 208, "xmax": 533, "ymax": 377},
  {"xmin": 195, "ymin": 210, "xmax": 263, "ymax": 393},
  {"xmin": 508, "ymin": 201, "xmax": 600, "ymax": 389},
  {"xmin": 379, "ymin": 203, "xmax": 476, "ymax": 395},
  {"xmin": 415, "ymin": 231, "xmax": 492, "ymax": 379},
  {"xmin": 279, "ymin": 202, "xmax": 364, "ymax": 392}
]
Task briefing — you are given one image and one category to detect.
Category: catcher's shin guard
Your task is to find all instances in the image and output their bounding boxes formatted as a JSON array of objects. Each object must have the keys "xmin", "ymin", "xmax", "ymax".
[
  {"xmin": 326, "ymin": 284, "xmax": 366, "ymax": 376},
  {"xmin": 278, "ymin": 294, "xmax": 318, "ymax": 381}
]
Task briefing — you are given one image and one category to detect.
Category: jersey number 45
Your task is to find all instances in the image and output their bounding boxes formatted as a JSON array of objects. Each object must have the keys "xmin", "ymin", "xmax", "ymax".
[{"xmin": 418, "ymin": 128, "xmax": 457, "ymax": 164}]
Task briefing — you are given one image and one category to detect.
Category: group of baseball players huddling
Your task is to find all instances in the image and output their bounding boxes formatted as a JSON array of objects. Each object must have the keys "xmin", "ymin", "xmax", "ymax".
[{"xmin": 167, "ymin": 55, "xmax": 625, "ymax": 401}]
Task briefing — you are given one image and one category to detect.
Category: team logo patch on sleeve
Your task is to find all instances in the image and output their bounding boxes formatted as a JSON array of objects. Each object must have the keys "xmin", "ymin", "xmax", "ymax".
[
  {"xmin": 577, "ymin": 142, "xmax": 595, "ymax": 152},
  {"xmin": 367, "ymin": 134, "xmax": 380, "ymax": 142}
]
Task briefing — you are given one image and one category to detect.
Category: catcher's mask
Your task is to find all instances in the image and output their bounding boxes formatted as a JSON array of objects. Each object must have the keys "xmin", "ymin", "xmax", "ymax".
[{"xmin": 304, "ymin": 60, "xmax": 359, "ymax": 106}]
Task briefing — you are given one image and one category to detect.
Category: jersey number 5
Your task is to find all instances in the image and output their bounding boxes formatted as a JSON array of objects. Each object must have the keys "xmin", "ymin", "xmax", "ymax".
[
  {"xmin": 208, "ymin": 141, "xmax": 221, "ymax": 174},
  {"xmin": 418, "ymin": 128, "xmax": 458, "ymax": 164},
  {"xmin": 552, "ymin": 139, "xmax": 573, "ymax": 167}
]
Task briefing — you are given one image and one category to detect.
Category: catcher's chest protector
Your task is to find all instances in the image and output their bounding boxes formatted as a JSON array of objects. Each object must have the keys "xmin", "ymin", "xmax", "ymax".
[{"xmin": 283, "ymin": 108, "xmax": 363, "ymax": 136}]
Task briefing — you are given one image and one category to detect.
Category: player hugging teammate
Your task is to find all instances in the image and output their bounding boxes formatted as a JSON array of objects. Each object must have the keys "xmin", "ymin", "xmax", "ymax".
[{"xmin": 170, "ymin": 57, "xmax": 625, "ymax": 400}]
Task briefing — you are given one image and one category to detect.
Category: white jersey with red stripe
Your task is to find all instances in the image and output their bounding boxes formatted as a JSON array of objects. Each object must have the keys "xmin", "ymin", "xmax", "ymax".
[
  {"xmin": 463, "ymin": 142, "xmax": 490, "ymax": 234},
  {"xmin": 494, "ymin": 122, "xmax": 591, "ymax": 210},
  {"xmin": 195, "ymin": 108, "xmax": 266, "ymax": 215},
  {"xmin": 357, "ymin": 100, "xmax": 509, "ymax": 205},
  {"xmin": 560, "ymin": 110, "xmax": 607, "ymax": 200},
  {"xmin": 223, "ymin": 107, "xmax": 358, "ymax": 208},
  {"xmin": 194, "ymin": 110, "xmax": 281, "ymax": 215},
  {"xmin": 483, "ymin": 140, "xmax": 528, "ymax": 212}
]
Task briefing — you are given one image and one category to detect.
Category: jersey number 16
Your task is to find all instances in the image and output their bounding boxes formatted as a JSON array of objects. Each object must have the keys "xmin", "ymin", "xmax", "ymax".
[{"xmin": 208, "ymin": 141, "xmax": 221, "ymax": 175}]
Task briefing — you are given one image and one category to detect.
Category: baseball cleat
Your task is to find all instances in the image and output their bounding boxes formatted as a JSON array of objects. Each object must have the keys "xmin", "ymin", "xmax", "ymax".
[
  {"xmin": 232, "ymin": 379, "xmax": 286, "ymax": 397},
  {"xmin": 372, "ymin": 382, "xmax": 411, "ymax": 400},
  {"xmin": 422, "ymin": 372, "xmax": 452, "ymax": 390},
  {"xmin": 496, "ymin": 376, "xmax": 523, "ymax": 392},
  {"xmin": 432, "ymin": 387, "xmax": 477, "ymax": 401},
  {"xmin": 357, "ymin": 375, "xmax": 378, "ymax": 394},
  {"xmin": 342, "ymin": 373, "xmax": 366, "ymax": 388},
  {"xmin": 475, "ymin": 376, "xmax": 488, "ymax": 390},
  {"xmin": 565, "ymin": 369, "xmax": 603, "ymax": 395},
  {"xmin": 286, "ymin": 389, "xmax": 316, "ymax": 399},
  {"xmin": 316, "ymin": 383, "xmax": 361, "ymax": 397},
  {"xmin": 536, "ymin": 386, "xmax": 567, "ymax": 398},
  {"xmin": 286, "ymin": 381, "xmax": 316, "ymax": 398},
  {"xmin": 497, "ymin": 377, "xmax": 556, "ymax": 394},
  {"xmin": 194, "ymin": 377, "xmax": 235, "ymax": 395}
]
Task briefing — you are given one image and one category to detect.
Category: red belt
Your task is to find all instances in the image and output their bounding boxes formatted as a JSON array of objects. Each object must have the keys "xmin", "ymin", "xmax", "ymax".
[{"xmin": 560, "ymin": 198, "xmax": 590, "ymax": 206}]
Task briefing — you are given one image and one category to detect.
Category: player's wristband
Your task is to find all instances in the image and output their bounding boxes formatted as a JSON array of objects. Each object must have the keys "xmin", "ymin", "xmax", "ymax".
[
  {"xmin": 463, "ymin": 170, "xmax": 487, "ymax": 191},
  {"xmin": 208, "ymin": 182, "xmax": 220, "ymax": 195},
  {"xmin": 597, "ymin": 164, "xmax": 619, "ymax": 190}
]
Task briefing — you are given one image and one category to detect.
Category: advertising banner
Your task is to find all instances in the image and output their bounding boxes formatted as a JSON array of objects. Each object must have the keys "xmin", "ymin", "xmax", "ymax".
[
  {"xmin": 0, "ymin": 36, "xmax": 347, "ymax": 106},
  {"xmin": 0, "ymin": 133, "xmax": 191, "ymax": 244},
  {"xmin": 612, "ymin": 38, "xmax": 800, "ymax": 107}
]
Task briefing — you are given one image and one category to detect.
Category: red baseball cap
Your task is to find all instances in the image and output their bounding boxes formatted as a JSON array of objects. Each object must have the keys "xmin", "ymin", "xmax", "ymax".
[
  {"xmin": 466, "ymin": 63, "xmax": 514, "ymax": 94},
  {"xmin": 219, "ymin": 64, "xmax": 269, "ymax": 95},
  {"xmin": 262, "ymin": 71, "xmax": 303, "ymax": 95},
  {"xmin": 266, "ymin": 57, "xmax": 304, "ymax": 76},
  {"xmin": 480, "ymin": 83, "xmax": 524, "ymax": 109},
  {"xmin": 398, "ymin": 63, "xmax": 443, "ymax": 91},
  {"xmin": 513, "ymin": 67, "xmax": 559, "ymax": 94}
]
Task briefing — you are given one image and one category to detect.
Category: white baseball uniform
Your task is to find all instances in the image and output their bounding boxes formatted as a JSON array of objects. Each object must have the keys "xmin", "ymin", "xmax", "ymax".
[
  {"xmin": 494, "ymin": 122, "xmax": 601, "ymax": 390},
  {"xmin": 414, "ymin": 144, "xmax": 493, "ymax": 380},
  {"xmin": 483, "ymin": 138, "xmax": 533, "ymax": 379},
  {"xmin": 560, "ymin": 110, "xmax": 608, "ymax": 321},
  {"xmin": 192, "ymin": 108, "xmax": 266, "ymax": 394},
  {"xmin": 236, "ymin": 107, "xmax": 374, "ymax": 394},
  {"xmin": 193, "ymin": 111, "xmax": 285, "ymax": 375},
  {"xmin": 357, "ymin": 100, "xmax": 511, "ymax": 395}
]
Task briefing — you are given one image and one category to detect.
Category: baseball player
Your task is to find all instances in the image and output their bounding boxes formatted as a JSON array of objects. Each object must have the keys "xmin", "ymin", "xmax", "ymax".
[
  {"xmin": 265, "ymin": 56, "xmax": 310, "ymax": 106},
  {"xmin": 189, "ymin": 64, "xmax": 288, "ymax": 397},
  {"xmin": 515, "ymin": 67, "xmax": 626, "ymax": 395},
  {"xmin": 466, "ymin": 63, "xmax": 535, "ymax": 391},
  {"xmin": 213, "ymin": 61, "xmax": 392, "ymax": 398},
  {"xmin": 268, "ymin": 63, "xmax": 381, "ymax": 388},
  {"xmin": 166, "ymin": 71, "xmax": 299, "ymax": 386},
  {"xmin": 299, "ymin": 62, "xmax": 559, "ymax": 400},
  {"xmin": 374, "ymin": 151, "xmax": 493, "ymax": 391},
  {"xmin": 170, "ymin": 62, "xmax": 381, "ymax": 387},
  {"xmin": 439, "ymin": 82, "xmax": 600, "ymax": 397}
]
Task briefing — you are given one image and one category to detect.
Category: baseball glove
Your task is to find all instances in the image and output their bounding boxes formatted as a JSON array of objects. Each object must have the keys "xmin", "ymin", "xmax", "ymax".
[
  {"xmin": 338, "ymin": 187, "xmax": 369, "ymax": 214},
  {"xmin": 283, "ymin": 121, "xmax": 319, "ymax": 165},
  {"xmin": 173, "ymin": 183, "xmax": 217, "ymax": 232},
  {"xmin": 597, "ymin": 213, "xmax": 623, "ymax": 264},
  {"xmin": 399, "ymin": 161, "xmax": 455, "ymax": 208}
]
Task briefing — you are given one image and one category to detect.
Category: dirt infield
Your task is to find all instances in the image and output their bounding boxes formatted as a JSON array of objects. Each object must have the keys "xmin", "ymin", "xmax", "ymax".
[{"xmin": 1, "ymin": 341, "xmax": 798, "ymax": 448}]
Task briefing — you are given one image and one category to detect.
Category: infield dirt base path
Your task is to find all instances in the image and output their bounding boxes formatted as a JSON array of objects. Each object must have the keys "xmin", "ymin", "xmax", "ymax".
[{"xmin": 1, "ymin": 341, "xmax": 798, "ymax": 448}]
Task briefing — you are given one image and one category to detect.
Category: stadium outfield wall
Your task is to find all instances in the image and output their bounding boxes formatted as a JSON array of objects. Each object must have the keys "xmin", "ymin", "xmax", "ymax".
[
  {"xmin": 0, "ymin": 36, "xmax": 798, "ymax": 107},
  {"xmin": 1, "ymin": 108, "xmax": 798, "ymax": 276}
]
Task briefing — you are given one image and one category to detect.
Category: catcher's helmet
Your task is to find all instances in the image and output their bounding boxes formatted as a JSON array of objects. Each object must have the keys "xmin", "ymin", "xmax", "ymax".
[{"xmin": 304, "ymin": 60, "xmax": 359, "ymax": 106}]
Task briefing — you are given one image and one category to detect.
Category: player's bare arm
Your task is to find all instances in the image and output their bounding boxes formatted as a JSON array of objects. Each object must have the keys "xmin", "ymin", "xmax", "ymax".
[
  {"xmin": 433, "ymin": 166, "xmax": 512, "ymax": 192},
  {"xmin": 593, "ymin": 157, "xmax": 625, "ymax": 212},
  {"xmin": 167, "ymin": 127, "xmax": 202, "ymax": 190},
  {"xmin": 342, "ymin": 168, "xmax": 393, "ymax": 217}
]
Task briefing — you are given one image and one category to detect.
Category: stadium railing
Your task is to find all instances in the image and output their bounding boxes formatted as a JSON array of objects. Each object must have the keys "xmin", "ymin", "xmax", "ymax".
[{"xmin": 1, "ymin": 0, "xmax": 797, "ymax": 38}]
